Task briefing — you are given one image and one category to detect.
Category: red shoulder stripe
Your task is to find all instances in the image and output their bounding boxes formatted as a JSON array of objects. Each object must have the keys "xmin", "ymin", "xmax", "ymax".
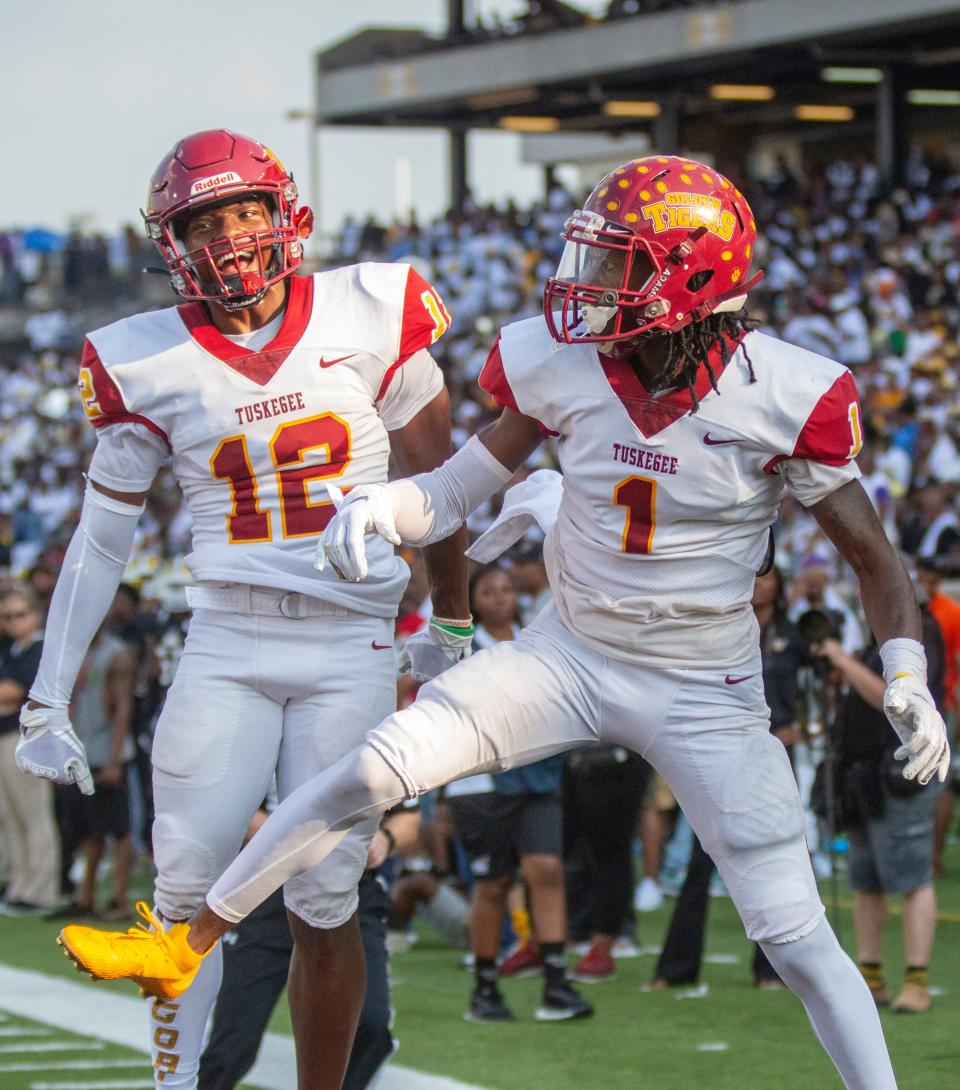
[
  {"xmin": 376, "ymin": 268, "xmax": 451, "ymax": 402},
  {"xmin": 478, "ymin": 338, "xmax": 557, "ymax": 437},
  {"xmin": 398, "ymin": 266, "xmax": 450, "ymax": 363},
  {"xmin": 79, "ymin": 340, "xmax": 170, "ymax": 448},
  {"xmin": 792, "ymin": 369, "xmax": 861, "ymax": 467}
]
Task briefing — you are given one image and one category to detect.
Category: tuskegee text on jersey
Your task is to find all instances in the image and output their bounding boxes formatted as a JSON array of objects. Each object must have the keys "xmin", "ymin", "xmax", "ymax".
[{"xmin": 611, "ymin": 442, "xmax": 679, "ymax": 475}]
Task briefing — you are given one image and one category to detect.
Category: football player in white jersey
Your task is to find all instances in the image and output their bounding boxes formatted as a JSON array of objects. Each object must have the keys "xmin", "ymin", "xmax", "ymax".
[
  {"xmin": 59, "ymin": 157, "xmax": 949, "ymax": 1088},
  {"xmin": 18, "ymin": 130, "xmax": 470, "ymax": 1090}
]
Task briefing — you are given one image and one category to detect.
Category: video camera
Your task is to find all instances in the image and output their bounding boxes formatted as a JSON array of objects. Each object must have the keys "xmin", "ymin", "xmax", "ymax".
[{"xmin": 796, "ymin": 608, "xmax": 846, "ymax": 675}]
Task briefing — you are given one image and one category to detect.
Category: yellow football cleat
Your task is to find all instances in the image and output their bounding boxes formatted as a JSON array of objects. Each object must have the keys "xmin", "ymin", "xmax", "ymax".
[{"xmin": 57, "ymin": 901, "xmax": 209, "ymax": 1000}]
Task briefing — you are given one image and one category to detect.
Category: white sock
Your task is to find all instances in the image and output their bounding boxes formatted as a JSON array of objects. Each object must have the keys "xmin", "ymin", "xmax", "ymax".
[
  {"xmin": 150, "ymin": 919, "xmax": 223, "ymax": 1088},
  {"xmin": 760, "ymin": 918, "xmax": 897, "ymax": 1090}
]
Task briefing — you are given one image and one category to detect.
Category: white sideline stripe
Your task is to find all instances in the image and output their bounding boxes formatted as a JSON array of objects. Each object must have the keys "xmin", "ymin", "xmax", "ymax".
[
  {"xmin": 0, "ymin": 1042, "xmax": 104, "ymax": 1053},
  {"xmin": 30, "ymin": 1082, "xmax": 155, "ymax": 1089},
  {"xmin": 0, "ymin": 1026, "xmax": 53, "ymax": 1036},
  {"xmin": 0, "ymin": 965, "xmax": 487, "ymax": 1090},
  {"xmin": 0, "ymin": 1060, "xmax": 148, "ymax": 1073}
]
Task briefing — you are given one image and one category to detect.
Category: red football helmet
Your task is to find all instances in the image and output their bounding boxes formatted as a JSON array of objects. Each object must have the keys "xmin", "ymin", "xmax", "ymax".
[
  {"xmin": 544, "ymin": 155, "xmax": 763, "ymax": 344},
  {"xmin": 143, "ymin": 129, "xmax": 314, "ymax": 308}
]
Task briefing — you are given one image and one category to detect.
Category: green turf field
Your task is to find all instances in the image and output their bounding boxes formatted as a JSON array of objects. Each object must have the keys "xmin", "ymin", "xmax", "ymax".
[{"xmin": 0, "ymin": 848, "xmax": 957, "ymax": 1089}]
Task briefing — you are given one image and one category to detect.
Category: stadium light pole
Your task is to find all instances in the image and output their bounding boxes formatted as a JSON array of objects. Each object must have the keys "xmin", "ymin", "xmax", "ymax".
[{"xmin": 286, "ymin": 108, "xmax": 322, "ymax": 259}]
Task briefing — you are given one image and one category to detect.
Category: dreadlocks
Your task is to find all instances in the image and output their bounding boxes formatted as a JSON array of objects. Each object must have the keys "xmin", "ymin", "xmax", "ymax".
[{"xmin": 637, "ymin": 310, "xmax": 759, "ymax": 414}]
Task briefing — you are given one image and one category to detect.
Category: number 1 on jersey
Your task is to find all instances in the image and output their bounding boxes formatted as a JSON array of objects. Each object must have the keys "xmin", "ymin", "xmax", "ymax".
[
  {"xmin": 614, "ymin": 475, "xmax": 657, "ymax": 554},
  {"xmin": 211, "ymin": 436, "xmax": 272, "ymax": 543},
  {"xmin": 847, "ymin": 401, "xmax": 863, "ymax": 459}
]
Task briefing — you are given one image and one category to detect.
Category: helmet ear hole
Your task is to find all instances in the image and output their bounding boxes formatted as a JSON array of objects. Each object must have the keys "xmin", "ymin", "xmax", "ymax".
[{"xmin": 686, "ymin": 269, "xmax": 715, "ymax": 293}]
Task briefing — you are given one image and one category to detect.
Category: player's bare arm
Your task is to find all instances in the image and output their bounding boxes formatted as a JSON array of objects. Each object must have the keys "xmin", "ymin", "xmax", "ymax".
[
  {"xmin": 387, "ymin": 386, "xmax": 474, "ymax": 679},
  {"xmin": 389, "ymin": 387, "xmax": 470, "ymax": 623},
  {"xmin": 476, "ymin": 406, "xmax": 545, "ymax": 471},
  {"xmin": 808, "ymin": 478, "xmax": 920, "ymax": 645},
  {"xmin": 810, "ymin": 477, "xmax": 949, "ymax": 784},
  {"xmin": 89, "ymin": 481, "xmax": 149, "ymax": 507}
]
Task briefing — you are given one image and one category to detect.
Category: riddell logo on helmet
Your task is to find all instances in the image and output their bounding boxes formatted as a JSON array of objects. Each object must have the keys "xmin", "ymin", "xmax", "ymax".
[
  {"xmin": 642, "ymin": 193, "xmax": 736, "ymax": 241},
  {"xmin": 190, "ymin": 172, "xmax": 242, "ymax": 196}
]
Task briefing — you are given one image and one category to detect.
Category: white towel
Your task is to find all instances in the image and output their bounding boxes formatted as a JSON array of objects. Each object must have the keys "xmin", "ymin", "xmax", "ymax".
[{"xmin": 465, "ymin": 469, "xmax": 563, "ymax": 563}]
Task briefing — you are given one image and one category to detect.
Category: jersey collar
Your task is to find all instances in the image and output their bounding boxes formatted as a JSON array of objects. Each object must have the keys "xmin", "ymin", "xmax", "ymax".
[
  {"xmin": 177, "ymin": 274, "xmax": 314, "ymax": 386},
  {"xmin": 599, "ymin": 330, "xmax": 745, "ymax": 439}
]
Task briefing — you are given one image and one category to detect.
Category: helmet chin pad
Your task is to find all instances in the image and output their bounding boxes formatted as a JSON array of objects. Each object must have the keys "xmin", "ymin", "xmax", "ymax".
[{"xmin": 582, "ymin": 303, "xmax": 618, "ymax": 334}]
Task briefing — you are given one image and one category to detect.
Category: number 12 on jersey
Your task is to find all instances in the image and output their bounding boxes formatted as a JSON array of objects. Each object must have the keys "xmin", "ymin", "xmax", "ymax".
[
  {"xmin": 211, "ymin": 413, "xmax": 352, "ymax": 543},
  {"xmin": 614, "ymin": 475, "xmax": 657, "ymax": 554}
]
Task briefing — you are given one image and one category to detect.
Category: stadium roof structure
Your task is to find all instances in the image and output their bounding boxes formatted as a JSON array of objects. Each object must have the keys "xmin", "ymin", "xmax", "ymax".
[{"xmin": 312, "ymin": 0, "xmax": 960, "ymax": 210}]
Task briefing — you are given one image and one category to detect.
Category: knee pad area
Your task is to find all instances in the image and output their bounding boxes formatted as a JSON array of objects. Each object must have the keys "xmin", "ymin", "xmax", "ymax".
[
  {"xmin": 352, "ymin": 742, "xmax": 410, "ymax": 805},
  {"xmin": 714, "ymin": 733, "xmax": 805, "ymax": 853},
  {"xmin": 284, "ymin": 884, "xmax": 361, "ymax": 930},
  {"xmin": 282, "ymin": 815, "xmax": 378, "ymax": 928},
  {"xmin": 733, "ymin": 856, "xmax": 823, "ymax": 944},
  {"xmin": 152, "ymin": 818, "xmax": 220, "ymax": 919},
  {"xmin": 706, "ymin": 734, "xmax": 820, "ymax": 944}
]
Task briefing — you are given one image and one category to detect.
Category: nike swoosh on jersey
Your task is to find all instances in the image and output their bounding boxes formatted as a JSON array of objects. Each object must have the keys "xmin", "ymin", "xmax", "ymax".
[
  {"xmin": 319, "ymin": 354, "xmax": 356, "ymax": 368},
  {"xmin": 703, "ymin": 433, "xmax": 745, "ymax": 446},
  {"xmin": 724, "ymin": 674, "xmax": 755, "ymax": 685},
  {"xmin": 371, "ymin": 640, "xmax": 392, "ymax": 650}
]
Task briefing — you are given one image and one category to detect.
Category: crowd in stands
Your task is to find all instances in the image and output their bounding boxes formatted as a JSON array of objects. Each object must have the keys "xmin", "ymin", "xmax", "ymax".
[
  {"xmin": 1, "ymin": 146, "xmax": 959, "ymax": 1022},
  {"xmin": 444, "ymin": 1, "xmax": 748, "ymax": 44}
]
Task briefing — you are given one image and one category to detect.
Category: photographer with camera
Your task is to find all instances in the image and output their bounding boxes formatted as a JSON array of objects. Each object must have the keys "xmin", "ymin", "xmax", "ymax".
[{"xmin": 814, "ymin": 603, "xmax": 945, "ymax": 1013}]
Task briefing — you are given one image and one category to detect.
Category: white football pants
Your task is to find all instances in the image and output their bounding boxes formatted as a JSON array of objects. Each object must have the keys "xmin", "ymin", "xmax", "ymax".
[
  {"xmin": 210, "ymin": 600, "xmax": 820, "ymax": 942},
  {"xmin": 152, "ymin": 603, "xmax": 395, "ymax": 927},
  {"xmin": 206, "ymin": 600, "xmax": 896, "ymax": 1089}
]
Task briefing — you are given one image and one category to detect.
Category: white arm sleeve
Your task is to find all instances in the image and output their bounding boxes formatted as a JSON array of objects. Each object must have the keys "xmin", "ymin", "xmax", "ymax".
[
  {"xmin": 389, "ymin": 435, "xmax": 515, "ymax": 546},
  {"xmin": 29, "ymin": 481, "xmax": 144, "ymax": 708}
]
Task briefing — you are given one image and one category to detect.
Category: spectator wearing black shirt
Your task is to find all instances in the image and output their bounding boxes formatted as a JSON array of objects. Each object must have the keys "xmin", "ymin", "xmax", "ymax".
[{"xmin": 0, "ymin": 586, "xmax": 59, "ymax": 911}]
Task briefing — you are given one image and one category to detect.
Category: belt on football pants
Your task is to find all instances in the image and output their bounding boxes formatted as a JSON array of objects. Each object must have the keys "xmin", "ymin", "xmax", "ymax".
[{"xmin": 185, "ymin": 583, "xmax": 356, "ymax": 620}]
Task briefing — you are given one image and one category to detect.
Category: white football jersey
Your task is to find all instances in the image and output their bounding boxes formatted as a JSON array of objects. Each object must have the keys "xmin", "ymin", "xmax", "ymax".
[
  {"xmin": 80, "ymin": 264, "xmax": 451, "ymax": 616},
  {"xmin": 480, "ymin": 322, "xmax": 862, "ymax": 667}
]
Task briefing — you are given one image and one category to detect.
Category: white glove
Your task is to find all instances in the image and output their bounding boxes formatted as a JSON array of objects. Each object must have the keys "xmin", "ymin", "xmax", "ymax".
[
  {"xmin": 315, "ymin": 484, "xmax": 399, "ymax": 582},
  {"xmin": 15, "ymin": 705, "xmax": 95, "ymax": 796},
  {"xmin": 398, "ymin": 620, "xmax": 474, "ymax": 682},
  {"xmin": 883, "ymin": 676, "xmax": 951, "ymax": 785}
]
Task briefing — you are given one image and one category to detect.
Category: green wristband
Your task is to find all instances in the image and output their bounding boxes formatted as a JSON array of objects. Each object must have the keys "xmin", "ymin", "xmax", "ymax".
[{"xmin": 432, "ymin": 620, "xmax": 476, "ymax": 637}]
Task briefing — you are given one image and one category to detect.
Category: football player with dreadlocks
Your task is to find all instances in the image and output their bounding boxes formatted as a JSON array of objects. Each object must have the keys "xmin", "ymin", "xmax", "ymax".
[{"xmin": 61, "ymin": 157, "xmax": 948, "ymax": 1088}]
